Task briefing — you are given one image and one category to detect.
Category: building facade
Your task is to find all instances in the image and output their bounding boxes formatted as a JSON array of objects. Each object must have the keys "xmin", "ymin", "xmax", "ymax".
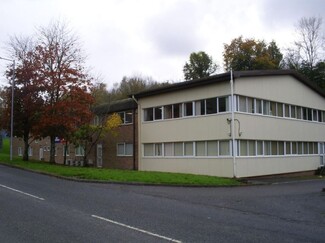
[
  {"xmin": 12, "ymin": 98, "xmax": 138, "ymax": 170},
  {"xmin": 134, "ymin": 70, "xmax": 325, "ymax": 178}
]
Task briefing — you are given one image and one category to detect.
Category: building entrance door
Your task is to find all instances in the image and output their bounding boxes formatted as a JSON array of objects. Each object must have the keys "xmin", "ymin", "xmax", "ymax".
[
  {"xmin": 97, "ymin": 144, "xmax": 102, "ymax": 168},
  {"xmin": 39, "ymin": 147, "xmax": 44, "ymax": 160}
]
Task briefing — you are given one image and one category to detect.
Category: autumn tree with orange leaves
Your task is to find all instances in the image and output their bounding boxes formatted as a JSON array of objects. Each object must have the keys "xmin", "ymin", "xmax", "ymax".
[
  {"xmin": 34, "ymin": 21, "xmax": 94, "ymax": 163},
  {"xmin": 223, "ymin": 36, "xmax": 283, "ymax": 71},
  {"xmin": 3, "ymin": 36, "xmax": 45, "ymax": 161},
  {"xmin": 4, "ymin": 21, "xmax": 94, "ymax": 163}
]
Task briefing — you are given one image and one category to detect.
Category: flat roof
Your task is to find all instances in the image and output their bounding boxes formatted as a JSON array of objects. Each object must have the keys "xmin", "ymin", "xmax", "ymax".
[{"xmin": 133, "ymin": 70, "xmax": 325, "ymax": 99}]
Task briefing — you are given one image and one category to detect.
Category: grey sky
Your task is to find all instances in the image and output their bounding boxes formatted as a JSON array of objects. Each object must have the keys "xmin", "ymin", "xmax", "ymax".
[{"xmin": 0, "ymin": 0, "xmax": 324, "ymax": 88}]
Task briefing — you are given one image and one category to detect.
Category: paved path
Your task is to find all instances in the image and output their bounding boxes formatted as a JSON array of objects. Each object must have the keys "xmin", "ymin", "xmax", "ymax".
[{"xmin": 0, "ymin": 164, "xmax": 324, "ymax": 242}]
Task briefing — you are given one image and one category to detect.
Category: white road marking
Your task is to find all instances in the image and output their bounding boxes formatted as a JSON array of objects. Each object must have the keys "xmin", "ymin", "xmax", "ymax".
[
  {"xmin": 92, "ymin": 214, "xmax": 182, "ymax": 243},
  {"xmin": 0, "ymin": 184, "xmax": 45, "ymax": 201}
]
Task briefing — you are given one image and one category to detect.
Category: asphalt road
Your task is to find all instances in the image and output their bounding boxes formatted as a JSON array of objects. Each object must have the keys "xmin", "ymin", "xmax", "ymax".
[{"xmin": 0, "ymin": 164, "xmax": 325, "ymax": 243}]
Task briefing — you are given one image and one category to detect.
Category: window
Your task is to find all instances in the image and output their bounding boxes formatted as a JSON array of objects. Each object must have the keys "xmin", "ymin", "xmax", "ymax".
[
  {"xmin": 207, "ymin": 141, "xmax": 218, "ymax": 156},
  {"xmin": 195, "ymin": 100, "xmax": 205, "ymax": 115},
  {"xmin": 164, "ymin": 143, "xmax": 173, "ymax": 156},
  {"xmin": 271, "ymin": 141, "xmax": 278, "ymax": 155},
  {"xmin": 317, "ymin": 110, "xmax": 322, "ymax": 122},
  {"xmin": 248, "ymin": 140, "xmax": 256, "ymax": 156},
  {"xmin": 284, "ymin": 104, "xmax": 290, "ymax": 117},
  {"xmin": 144, "ymin": 144, "xmax": 154, "ymax": 156},
  {"xmin": 302, "ymin": 108, "xmax": 308, "ymax": 120},
  {"xmin": 219, "ymin": 141, "xmax": 230, "ymax": 156},
  {"xmin": 285, "ymin": 142, "xmax": 291, "ymax": 155},
  {"xmin": 28, "ymin": 147, "xmax": 33, "ymax": 156},
  {"xmin": 307, "ymin": 109, "xmax": 312, "ymax": 121},
  {"xmin": 240, "ymin": 140, "xmax": 248, "ymax": 156},
  {"xmin": 184, "ymin": 102, "xmax": 193, "ymax": 116},
  {"xmin": 155, "ymin": 143, "xmax": 162, "ymax": 156},
  {"xmin": 291, "ymin": 106, "xmax": 296, "ymax": 119},
  {"xmin": 312, "ymin": 109, "xmax": 318, "ymax": 121},
  {"xmin": 125, "ymin": 111, "xmax": 133, "ymax": 124},
  {"xmin": 298, "ymin": 142, "xmax": 303, "ymax": 154},
  {"xmin": 173, "ymin": 104, "xmax": 182, "ymax": 118},
  {"xmin": 219, "ymin": 97, "xmax": 228, "ymax": 113},
  {"xmin": 206, "ymin": 98, "xmax": 217, "ymax": 114},
  {"xmin": 270, "ymin": 102, "xmax": 276, "ymax": 116},
  {"xmin": 256, "ymin": 141, "xmax": 263, "ymax": 155},
  {"xmin": 117, "ymin": 144, "xmax": 124, "ymax": 155},
  {"xmin": 119, "ymin": 111, "xmax": 133, "ymax": 124},
  {"xmin": 255, "ymin": 99, "xmax": 262, "ymax": 114},
  {"xmin": 75, "ymin": 146, "xmax": 85, "ymax": 156},
  {"xmin": 278, "ymin": 141, "xmax": 284, "ymax": 155},
  {"xmin": 18, "ymin": 147, "xmax": 22, "ymax": 156},
  {"xmin": 196, "ymin": 141, "xmax": 206, "ymax": 156},
  {"xmin": 308, "ymin": 142, "xmax": 314, "ymax": 154},
  {"xmin": 292, "ymin": 142, "xmax": 297, "ymax": 154},
  {"xmin": 184, "ymin": 142, "xmax": 194, "ymax": 156},
  {"xmin": 313, "ymin": 142, "xmax": 319, "ymax": 154},
  {"xmin": 238, "ymin": 96, "xmax": 247, "ymax": 112},
  {"xmin": 276, "ymin": 103, "xmax": 283, "ymax": 117},
  {"xmin": 296, "ymin": 107, "xmax": 302, "ymax": 119},
  {"xmin": 144, "ymin": 108, "xmax": 153, "ymax": 121},
  {"xmin": 164, "ymin": 105, "xmax": 172, "ymax": 119},
  {"xmin": 263, "ymin": 101, "xmax": 270, "ymax": 115},
  {"xmin": 154, "ymin": 107, "xmax": 163, "ymax": 120},
  {"xmin": 174, "ymin": 142, "xmax": 183, "ymax": 156},
  {"xmin": 264, "ymin": 141, "xmax": 271, "ymax": 155},
  {"xmin": 247, "ymin": 97, "xmax": 254, "ymax": 113}
]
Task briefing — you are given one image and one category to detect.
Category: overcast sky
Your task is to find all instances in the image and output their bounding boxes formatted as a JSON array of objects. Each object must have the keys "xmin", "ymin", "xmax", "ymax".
[{"xmin": 0, "ymin": 0, "xmax": 324, "ymax": 88}]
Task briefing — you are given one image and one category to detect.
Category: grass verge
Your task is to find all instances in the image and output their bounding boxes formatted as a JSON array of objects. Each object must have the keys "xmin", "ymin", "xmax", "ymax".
[{"xmin": 0, "ymin": 139, "xmax": 240, "ymax": 186}]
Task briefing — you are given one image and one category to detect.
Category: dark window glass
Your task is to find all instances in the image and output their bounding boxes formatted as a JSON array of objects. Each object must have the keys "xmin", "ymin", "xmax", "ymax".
[
  {"xmin": 218, "ymin": 97, "xmax": 228, "ymax": 112},
  {"xmin": 144, "ymin": 108, "xmax": 153, "ymax": 121},
  {"xmin": 206, "ymin": 98, "xmax": 217, "ymax": 114},
  {"xmin": 154, "ymin": 107, "xmax": 162, "ymax": 120},
  {"xmin": 184, "ymin": 102, "xmax": 193, "ymax": 116}
]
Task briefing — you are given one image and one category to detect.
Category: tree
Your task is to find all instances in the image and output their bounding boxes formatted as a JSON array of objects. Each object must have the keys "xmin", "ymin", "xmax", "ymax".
[
  {"xmin": 223, "ymin": 36, "xmax": 283, "ymax": 71},
  {"xmin": 295, "ymin": 16, "xmax": 323, "ymax": 70},
  {"xmin": 3, "ymin": 36, "xmax": 45, "ymax": 161},
  {"xmin": 91, "ymin": 81, "xmax": 111, "ymax": 106},
  {"xmin": 283, "ymin": 16, "xmax": 325, "ymax": 89},
  {"xmin": 183, "ymin": 51, "xmax": 217, "ymax": 80},
  {"xmin": 70, "ymin": 112, "xmax": 122, "ymax": 166},
  {"xmin": 109, "ymin": 75, "xmax": 167, "ymax": 101},
  {"xmin": 32, "ymin": 21, "xmax": 94, "ymax": 163}
]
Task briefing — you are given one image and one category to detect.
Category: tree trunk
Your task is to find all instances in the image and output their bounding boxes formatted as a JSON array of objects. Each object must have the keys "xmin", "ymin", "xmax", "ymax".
[
  {"xmin": 49, "ymin": 135, "xmax": 56, "ymax": 163},
  {"xmin": 23, "ymin": 136, "xmax": 29, "ymax": 161}
]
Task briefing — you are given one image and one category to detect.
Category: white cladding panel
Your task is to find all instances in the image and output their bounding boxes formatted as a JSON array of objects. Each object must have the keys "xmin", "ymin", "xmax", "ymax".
[
  {"xmin": 235, "ymin": 76, "xmax": 325, "ymax": 110},
  {"xmin": 140, "ymin": 158, "xmax": 234, "ymax": 177},
  {"xmin": 236, "ymin": 113, "xmax": 325, "ymax": 141},
  {"xmin": 139, "ymin": 81, "xmax": 230, "ymax": 108},
  {"xmin": 236, "ymin": 156, "xmax": 320, "ymax": 177}
]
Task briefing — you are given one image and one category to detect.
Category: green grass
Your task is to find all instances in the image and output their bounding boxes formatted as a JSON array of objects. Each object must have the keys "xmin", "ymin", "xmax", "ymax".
[{"xmin": 0, "ymin": 138, "xmax": 241, "ymax": 186}]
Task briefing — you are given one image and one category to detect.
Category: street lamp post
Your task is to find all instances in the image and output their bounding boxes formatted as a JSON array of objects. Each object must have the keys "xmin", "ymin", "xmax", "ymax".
[{"xmin": 0, "ymin": 56, "xmax": 15, "ymax": 161}]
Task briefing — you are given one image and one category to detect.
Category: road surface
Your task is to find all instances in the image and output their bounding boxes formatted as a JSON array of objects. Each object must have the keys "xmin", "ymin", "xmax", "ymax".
[{"xmin": 0, "ymin": 164, "xmax": 324, "ymax": 242}]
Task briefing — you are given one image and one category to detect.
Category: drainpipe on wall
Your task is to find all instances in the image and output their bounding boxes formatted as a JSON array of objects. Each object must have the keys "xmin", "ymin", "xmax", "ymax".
[
  {"xmin": 230, "ymin": 69, "xmax": 237, "ymax": 178},
  {"xmin": 132, "ymin": 95, "xmax": 138, "ymax": 171}
]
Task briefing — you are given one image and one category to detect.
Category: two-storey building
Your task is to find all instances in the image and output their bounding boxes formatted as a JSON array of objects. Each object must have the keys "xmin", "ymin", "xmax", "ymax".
[{"xmin": 134, "ymin": 70, "xmax": 325, "ymax": 178}]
